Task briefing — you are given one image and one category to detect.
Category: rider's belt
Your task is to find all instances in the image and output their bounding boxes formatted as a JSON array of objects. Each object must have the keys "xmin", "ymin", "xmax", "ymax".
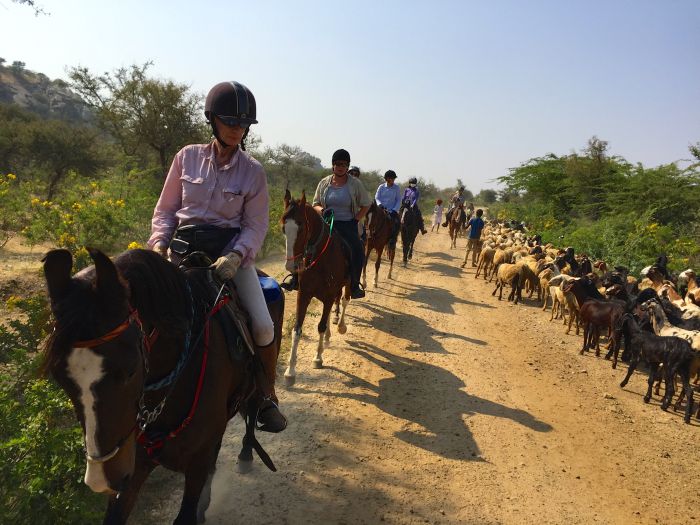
[{"xmin": 170, "ymin": 224, "xmax": 241, "ymax": 260}]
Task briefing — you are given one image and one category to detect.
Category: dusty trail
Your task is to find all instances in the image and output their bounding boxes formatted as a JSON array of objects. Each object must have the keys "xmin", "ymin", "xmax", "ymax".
[{"xmin": 115, "ymin": 232, "xmax": 697, "ymax": 523}]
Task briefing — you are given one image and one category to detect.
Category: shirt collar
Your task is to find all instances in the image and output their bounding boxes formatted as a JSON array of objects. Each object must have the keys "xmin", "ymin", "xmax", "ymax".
[{"xmin": 202, "ymin": 141, "xmax": 241, "ymax": 170}]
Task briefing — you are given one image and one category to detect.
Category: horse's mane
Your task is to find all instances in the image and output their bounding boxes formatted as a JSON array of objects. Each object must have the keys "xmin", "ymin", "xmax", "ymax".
[{"xmin": 113, "ymin": 249, "xmax": 201, "ymax": 338}]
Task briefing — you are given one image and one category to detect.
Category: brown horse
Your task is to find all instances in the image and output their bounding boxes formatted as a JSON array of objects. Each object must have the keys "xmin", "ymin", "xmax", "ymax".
[
  {"xmin": 281, "ymin": 190, "xmax": 351, "ymax": 386},
  {"xmin": 42, "ymin": 248, "xmax": 284, "ymax": 524},
  {"xmin": 362, "ymin": 202, "xmax": 396, "ymax": 288},
  {"xmin": 448, "ymin": 205, "xmax": 465, "ymax": 249}
]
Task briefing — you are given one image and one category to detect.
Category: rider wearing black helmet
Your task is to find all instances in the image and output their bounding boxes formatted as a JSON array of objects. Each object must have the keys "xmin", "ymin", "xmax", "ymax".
[
  {"xmin": 149, "ymin": 80, "xmax": 286, "ymax": 433},
  {"xmin": 401, "ymin": 177, "xmax": 428, "ymax": 235},
  {"xmin": 442, "ymin": 185, "xmax": 467, "ymax": 227},
  {"xmin": 374, "ymin": 170, "xmax": 402, "ymax": 248}
]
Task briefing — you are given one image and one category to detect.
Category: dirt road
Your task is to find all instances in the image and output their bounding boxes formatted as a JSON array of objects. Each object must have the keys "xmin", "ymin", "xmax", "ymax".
[
  {"xmin": 5, "ymin": 234, "xmax": 697, "ymax": 524},
  {"xmin": 129, "ymin": 231, "xmax": 699, "ymax": 524}
]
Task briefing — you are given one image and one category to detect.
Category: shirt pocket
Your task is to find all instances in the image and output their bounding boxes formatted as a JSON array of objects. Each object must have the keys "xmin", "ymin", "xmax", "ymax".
[
  {"xmin": 180, "ymin": 172, "xmax": 208, "ymax": 206},
  {"xmin": 221, "ymin": 185, "xmax": 245, "ymax": 220}
]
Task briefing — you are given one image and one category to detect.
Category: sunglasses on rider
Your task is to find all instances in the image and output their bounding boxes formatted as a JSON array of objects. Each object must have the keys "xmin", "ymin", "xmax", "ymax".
[{"xmin": 216, "ymin": 115, "xmax": 252, "ymax": 128}]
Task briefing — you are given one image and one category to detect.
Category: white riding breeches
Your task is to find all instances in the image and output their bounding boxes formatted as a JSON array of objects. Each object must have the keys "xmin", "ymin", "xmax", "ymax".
[{"xmin": 232, "ymin": 265, "xmax": 275, "ymax": 347}]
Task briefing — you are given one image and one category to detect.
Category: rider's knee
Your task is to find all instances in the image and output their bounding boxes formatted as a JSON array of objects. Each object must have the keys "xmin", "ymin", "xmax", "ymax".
[{"xmin": 252, "ymin": 320, "xmax": 275, "ymax": 347}]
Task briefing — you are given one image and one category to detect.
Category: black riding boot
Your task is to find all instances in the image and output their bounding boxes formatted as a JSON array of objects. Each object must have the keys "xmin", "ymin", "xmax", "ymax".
[{"xmin": 255, "ymin": 341, "xmax": 287, "ymax": 433}]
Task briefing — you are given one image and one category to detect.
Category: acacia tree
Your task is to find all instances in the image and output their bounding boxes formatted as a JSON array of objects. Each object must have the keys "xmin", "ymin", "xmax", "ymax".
[{"xmin": 68, "ymin": 62, "xmax": 208, "ymax": 173}]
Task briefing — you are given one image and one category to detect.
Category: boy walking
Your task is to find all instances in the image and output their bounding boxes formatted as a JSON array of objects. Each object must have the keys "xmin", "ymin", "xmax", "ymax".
[{"xmin": 460, "ymin": 209, "xmax": 485, "ymax": 268}]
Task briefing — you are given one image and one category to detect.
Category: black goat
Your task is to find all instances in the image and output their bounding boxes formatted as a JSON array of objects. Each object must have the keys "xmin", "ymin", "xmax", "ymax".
[{"xmin": 617, "ymin": 314, "xmax": 696, "ymax": 423}]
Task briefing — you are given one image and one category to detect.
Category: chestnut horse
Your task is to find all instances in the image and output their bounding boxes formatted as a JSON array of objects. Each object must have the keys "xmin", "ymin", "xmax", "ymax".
[
  {"xmin": 282, "ymin": 190, "xmax": 351, "ymax": 386},
  {"xmin": 42, "ymin": 248, "xmax": 284, "ymax": 524},
  {"xmin": 362, "ymin": 202, "xmax": 396, "ymax": 287},
  {"xmin": 448, "ymin": 205, "xmax": 465, "ymax": 249}
]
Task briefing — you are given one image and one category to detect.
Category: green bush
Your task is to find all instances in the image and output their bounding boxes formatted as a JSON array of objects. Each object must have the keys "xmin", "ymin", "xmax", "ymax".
[{"xmin": 0, "ymin": 296, "xmax": 103, "ymax": 523}]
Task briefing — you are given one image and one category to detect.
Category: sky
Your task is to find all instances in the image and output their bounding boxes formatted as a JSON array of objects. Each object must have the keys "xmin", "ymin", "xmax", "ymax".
[{"xmin": 3, "ymin": 0, "xmax": 699, "ymax": 191}]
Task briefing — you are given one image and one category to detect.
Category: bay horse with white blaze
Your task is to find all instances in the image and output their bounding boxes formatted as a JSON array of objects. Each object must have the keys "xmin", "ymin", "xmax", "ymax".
[
  {"xmin": 282, "ymin": 190, "xmax": 351, "ymax": 386},
  {"xmin": 363, "ymin": 201, "xmax": 396, "ymax": 287},
  {"xmin": 400, "ymin": 204, "xmax": 419, "ymax": 266},
  {"xmin": 42, "ymin": 248, "xmax": 284, "ymax": 524}
]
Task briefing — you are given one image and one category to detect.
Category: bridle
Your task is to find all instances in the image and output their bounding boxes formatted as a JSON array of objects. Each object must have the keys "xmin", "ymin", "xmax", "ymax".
[
  {"xmin": 72, "ymin": 309, "xmax": 148, "ymax": 464},
  {"xmin": 284, "ymin": 203, "xmax": 334, "ymax": 271}
]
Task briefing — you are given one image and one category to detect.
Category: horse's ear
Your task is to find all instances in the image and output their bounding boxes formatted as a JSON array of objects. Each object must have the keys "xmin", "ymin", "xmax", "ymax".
[
  {"xmin": 43, "ymin": 249, "xmax": 73, "ymax": 301},
  {"xmin": 284, "ymin": 189, "xmax": 291, "ymax": 207},
  {"xmin": 89, "ymin": 248, "xmax": 127, "ymax": 302},
  {"xmin": 300, "ymin": 191, "xmax": 307, "ymax": 206}
]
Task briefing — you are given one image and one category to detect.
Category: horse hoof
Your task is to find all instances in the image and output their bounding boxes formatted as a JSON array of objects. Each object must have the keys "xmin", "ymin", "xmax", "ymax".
[
  {"xmin": 643, "ymin": 396, "xmax": 651, "ymax": 404},
  {"xmin": 237, "ymin": 459, "xmax": 254, "ymax": 474},
  {"xmin": 284, "ymin": 374, "xmax": 296, "ymax": 387},
  {"xmin": 312, "ymin": 359, "xmax": 323, "ymax": 369},
  {"xmin": 337, "ymin": 324, "xmax": 347, "ymax": 335}
]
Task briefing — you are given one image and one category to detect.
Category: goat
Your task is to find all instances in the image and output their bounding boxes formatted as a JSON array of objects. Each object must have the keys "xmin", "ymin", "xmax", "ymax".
[{"xmin": 617, "ymin": 314, "xmax": 696, "ymax": 422}]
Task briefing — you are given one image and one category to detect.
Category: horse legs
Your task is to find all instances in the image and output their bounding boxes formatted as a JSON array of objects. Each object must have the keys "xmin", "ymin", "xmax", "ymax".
[
  {"xmin": 314, "ymin": 300, "xmax": 334, "ymax": 369},
  {"xmin": 173, "ymin": 448, "xmax": 219, "ymax": 525},
  {"xmin": 332, "ymin": 296, "xmax": 340, "ymax": 325},
  {"xmin": 196, "ymin": 440, "xmax": 223, "ymax": 523},
  {"xmin": 386, "ymin": 245, "xmax": 395, "ymax": 280},
  {"xmin": 103, "ymin": 459, "xmax": 155, "ymax": 525},
  {"xmin": 336, "ymin": 288, "xmax": 350, "ymax": 335},
  {"xmin": 362, "ymin": 243, "xmax": 370, "ymax": 289},
  {"xmin": 284, "ymin": 294, "xmax": 311, "ymax": 386},
  {"xmin": 373, "ymin": 246, "xmax": 384, "ymax": 287}
]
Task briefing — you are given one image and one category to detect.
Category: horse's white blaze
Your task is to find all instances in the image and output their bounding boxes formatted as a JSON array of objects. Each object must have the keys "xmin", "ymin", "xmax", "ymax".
[
  {"xmin": 66, "ymin": 347, "xmax": 110, "ymax": 493},
  {"xmin": 284, "ymin": 220, "xmax": 299, "ymax": 272}
]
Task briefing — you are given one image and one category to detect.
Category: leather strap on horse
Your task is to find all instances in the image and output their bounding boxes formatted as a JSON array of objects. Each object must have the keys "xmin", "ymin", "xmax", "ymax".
[{"xmin": 137, "ymin": 296, "xmax": 229, "ymax": 459}]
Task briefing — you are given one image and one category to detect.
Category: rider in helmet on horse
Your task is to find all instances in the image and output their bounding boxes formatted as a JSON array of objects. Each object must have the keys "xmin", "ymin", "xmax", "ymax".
[
  {"xmin": 401, "ymin": 177, "xmax": 428, "ymax": 235},
  {"xmin": 442, "ymin": 185, "xmax": 467, "ymax": 227},
  {"xmin": 280, "ymin": 150, "xmax": 371, "ymax": 299},
  {"xmin": 148, "ymin": 80, "xmax": 286, "ymax": 433},
  {"xmin": 374, "ymin": 170, "xmax": 402, "ymax": 248}
]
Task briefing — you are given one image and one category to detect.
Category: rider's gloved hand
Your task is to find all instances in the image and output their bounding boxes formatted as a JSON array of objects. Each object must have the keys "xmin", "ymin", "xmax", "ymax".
[
  {"xmin": 214, "ymin": 250, "xmax": 243, "ymax": 281},
  {"xmin": 152, "ymin": 242, "xmax": 168, "ymax": 258}
]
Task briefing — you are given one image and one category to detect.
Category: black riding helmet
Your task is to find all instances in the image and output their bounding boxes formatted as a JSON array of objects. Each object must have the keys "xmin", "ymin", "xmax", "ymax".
[
  {"xmin": 205, "ymin": 81, "xmax": 257, "ymax": 149},
  {"xmin": 409, "ymin": 177, "xmax": 417, "ymax": 184},
  {"xmin": 349, "ymin": 166, "xmax": 361, "ymax": 176}
]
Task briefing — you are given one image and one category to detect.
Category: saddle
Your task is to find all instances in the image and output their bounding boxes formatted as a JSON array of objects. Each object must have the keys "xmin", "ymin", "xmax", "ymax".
[{"xmin": 171, "ymin": 226, "xmax": 282, "ymax": 362}]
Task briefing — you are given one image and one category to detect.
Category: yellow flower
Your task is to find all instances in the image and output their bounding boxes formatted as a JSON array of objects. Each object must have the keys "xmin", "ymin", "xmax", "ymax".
[
  {"xmin": 72, "ymin": 203, "xmax": 82, "ymax": 212},
  {"xmin": 90, "ymin": 182, "xmax": 98, "ymax": 190},
  {"xmin": 127, "ymin": 241, "xmax": 143, "ymax": 250},
  {"xmin": 7, "ymin": 173, "xmax": 16, "ymax": 180},
  {"xmin": 89, "ymin": 200, "xmax": 97, "ymax": 206},
  {"xmin": 6, "ymin": 295, "xmax": 21, "ymax": 309},
  {"xmin": 31, "ymin": 197, "xmax": 41, "ymax": 206},
  {"xmin": 58, "ymin": 233, "xmax": 77, "ymax": 247},
  {"xmin": 115, "ymin": 199, "xmax": 125, "ymax": 208},
  {"xmin": 42, "ymin": 200, "xmax": 52, "ymax": 208}
]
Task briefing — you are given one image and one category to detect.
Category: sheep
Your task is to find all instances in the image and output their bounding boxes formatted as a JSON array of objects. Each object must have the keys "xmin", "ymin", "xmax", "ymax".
[
  {"xmin": 475, "ymin": 248, "xmax": 496, "ymax": 280},
  {"xmin": 491, "ymin": 263, "xmax": 523, "ymax": 304},
  {"xmin": 489, "ymin": 248, "xmax": 514, "ymax": 283}
]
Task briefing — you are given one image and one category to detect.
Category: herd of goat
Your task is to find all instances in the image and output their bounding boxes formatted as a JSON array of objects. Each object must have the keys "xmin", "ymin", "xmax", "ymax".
[{"xmin": 462, "ymin": 223, "xmax": 700, "ymax": 424}]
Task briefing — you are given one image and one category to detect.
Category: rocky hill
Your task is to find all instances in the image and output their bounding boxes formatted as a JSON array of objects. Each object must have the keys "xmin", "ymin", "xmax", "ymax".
[{"xmin": 0, "ymin": 62, "xmax": 93, "ymax": 123}]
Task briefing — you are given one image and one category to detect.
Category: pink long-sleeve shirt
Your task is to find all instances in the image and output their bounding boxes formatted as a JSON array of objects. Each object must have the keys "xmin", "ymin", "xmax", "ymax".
[{"xmin": 148, "ymin": 143, "xmax": 269, "ymax": 267}]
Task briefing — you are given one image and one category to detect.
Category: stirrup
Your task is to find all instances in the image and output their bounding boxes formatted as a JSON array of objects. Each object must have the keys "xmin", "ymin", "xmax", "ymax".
[{"xmin": 279, "ymin": 273, "xmax": 298, "ymax": 291}]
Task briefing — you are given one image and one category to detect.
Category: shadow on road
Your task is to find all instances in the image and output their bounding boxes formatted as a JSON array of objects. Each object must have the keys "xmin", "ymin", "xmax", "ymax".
[{"xmin": 298, "ymin": 341, "xmax": 552, "ymax": 462}]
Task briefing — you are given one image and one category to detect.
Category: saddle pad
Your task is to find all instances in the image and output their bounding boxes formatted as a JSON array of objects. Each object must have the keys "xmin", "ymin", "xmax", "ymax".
[{"xmin": 259, "ymin": 276, "xmax": 282, "ymax": 303}]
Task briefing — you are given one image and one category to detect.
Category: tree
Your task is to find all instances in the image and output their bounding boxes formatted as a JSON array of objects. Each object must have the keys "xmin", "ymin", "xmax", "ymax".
[
  {"xmin": 11, "ymin": 61, "xmax": 26, "ymax": 72},
  {"xmin": 690, "ymin": 141, "xmax": 700, "ymax": 162},
  {"xmin": 477, "ymin": 189, "xmax": 497, "ymax": 204},
  {"xmin": 68, "ymin": 62, "xmax": 209, "ymax": 172},
  {"xmin": 22, "ymin": 120, "xmax": 104, "ymax": 199}
]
